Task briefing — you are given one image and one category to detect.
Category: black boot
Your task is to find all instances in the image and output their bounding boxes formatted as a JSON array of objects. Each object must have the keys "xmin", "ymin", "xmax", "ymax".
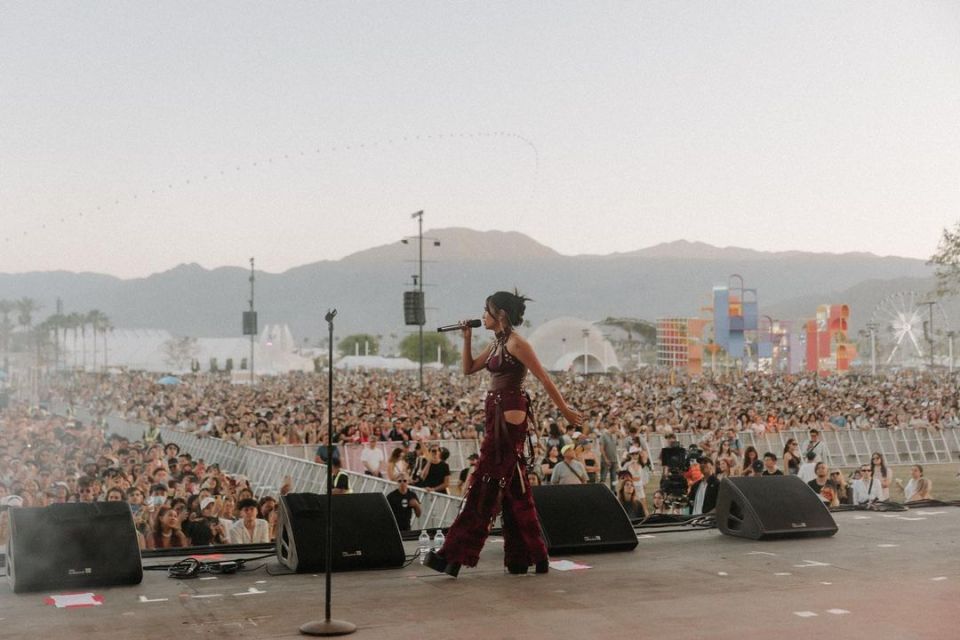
[
  {"xmin": 534, "ymin": 558, "xmax": 550, "ymax": 574},
  {"xmin": 505, "ymin": 563, "xmax": 529, "ymax": 575},
  {"xmin": 423, "ymin": 550, "xmax": 447, "ymax": 574},
  {"xmin": 424, "ymin": 551, "xmax": 461, "ymax": 578}
]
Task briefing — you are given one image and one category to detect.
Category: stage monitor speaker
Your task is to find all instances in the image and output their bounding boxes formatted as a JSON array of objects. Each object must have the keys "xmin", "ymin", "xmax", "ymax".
[
  {"xmin": 532, "ymin": 484, "xmax": 638, "ymax": 554},
  {"xmin": 276, "ymin": 493, "xmax": 405, "ymax": 572},
  {"xmin": 403, "ymin": 291, "xmax": 425, "ymax": 326},
  {"xmin": 7, "ymin": 502, "xmax": 143, "ymax": 593},
  {"xmin": 715, "ymin": 476, "xmax": 838, "ymax": 540}
]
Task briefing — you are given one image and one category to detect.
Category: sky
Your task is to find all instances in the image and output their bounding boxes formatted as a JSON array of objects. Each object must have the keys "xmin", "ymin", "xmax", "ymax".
[{"xmin": 2, "ymin": 1, "xmax": 959, "ymax": 278}]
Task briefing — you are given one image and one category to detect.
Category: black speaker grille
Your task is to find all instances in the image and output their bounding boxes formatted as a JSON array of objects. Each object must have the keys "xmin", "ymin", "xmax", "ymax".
[
  {"xmin": 8, "ymin": 502, "xmax": 143, "ymax": 593},
  {"xmin": 277, "ymin": 493, "xmax": 405, "ymax": 572},
  {"xmin": 403, "ymin": 291, "xmax": 425, "ymax": 326},
  {"xmin": 532, "ymin": 484, "xmax": 638, "ymax": 554},
  {"xmin": 716, "ymin": 476, "xmax": 838, "ymax": 540}
]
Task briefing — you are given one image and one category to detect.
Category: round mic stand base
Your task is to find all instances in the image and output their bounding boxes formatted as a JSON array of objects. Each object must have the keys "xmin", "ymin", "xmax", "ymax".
[{"xmin": 299, "ymin": 619, "xmax": 357, "ymax": 636}]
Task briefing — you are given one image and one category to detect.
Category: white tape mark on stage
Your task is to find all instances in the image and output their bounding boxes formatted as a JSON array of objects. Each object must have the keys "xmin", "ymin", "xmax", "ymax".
[
  {"xmin": 233, "ymin": 587, "xmax": 266, "ymax": 596},
  {"xmin": 774, "ymin": 572, "xmax": 792, "ymax": 576},
  {"xmin": 931, "ymin": 577, "xmax": 948, "ymax": 581},
  {"xmin": 138, "ymin": 596, "xmax": 169, "ymax": 603},
  {"xmin": 191, "ymin": 594, "xmax": 224, "ymax": 599},
  {"xmin": 914, "ymin": 511, "xmax": 947, "ymax": 516},
  {"xmin": 199, "ymin": 577, "xmax": 218, "ymax": 581},
  {"xmin": 877, "ymin": 544, "xmax": 899, "ymax": 548},
  {"xmin": 853, "ymin": 515, "xmax": 870, "ymax": 520},
  {"xmin": 746, "ymin": 551, "xmax": 777, "ymax": 556},
  {"xmin": 793, "ymin": 611, "xmax": 818, "ymax": 618},
  {"xmin": 637, "ymin": 534, "xmax": 655, "ymax": 539},
  {"xmin": 794, "ymin": 560, "xmax": 831, "ymax": 568},
  {"xmin": 827, "ymin": 609, "xmax": 850, "ymax": 615},
  {"xmin": 717, "ymin": 572, "xmax": 728, "ymax": 576},
  {"xmin": 820, "ymin": 582, "xmax": 833, "ymax": 585}
]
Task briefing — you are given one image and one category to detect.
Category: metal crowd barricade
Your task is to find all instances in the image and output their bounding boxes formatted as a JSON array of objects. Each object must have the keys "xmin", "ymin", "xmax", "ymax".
[
  {"xmin": 62, "ymin": 404, "xmax": 465, "ymax": 530},
  {"xmin": 254, "ymin": 439, "xmax": 481, "ymax": 476},
  {"xmin": 634, "ymin": 427, "xmax": 957, "ymax": 473}
]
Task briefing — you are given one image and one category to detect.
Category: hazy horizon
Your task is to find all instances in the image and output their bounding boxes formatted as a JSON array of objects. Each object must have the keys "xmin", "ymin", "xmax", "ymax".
[{"xmin": 3, "ymin": 2, "xmax": 958, "ymax": 278}]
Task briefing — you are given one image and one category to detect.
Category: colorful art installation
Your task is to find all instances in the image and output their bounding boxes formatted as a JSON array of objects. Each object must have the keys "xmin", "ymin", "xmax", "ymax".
[
  {"xmin": 657, "ymin": 275, "xmax": 792, "ymax": 375},
  {"xmin": 712, "ymin": 274, "xmax": 758, "ymax": 361},
  {"xmin": 656, "ymin": 318, "xmax": 706, "ymax": 374},
  {"xmin": 805, "ymin": 304, "xmax": 856, "ymax": 375}
]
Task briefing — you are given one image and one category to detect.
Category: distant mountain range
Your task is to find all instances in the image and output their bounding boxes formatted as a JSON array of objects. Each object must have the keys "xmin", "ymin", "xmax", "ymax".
[{"xmin": 0, "ymin": 229, "xmax": 945, "ymax": 344}]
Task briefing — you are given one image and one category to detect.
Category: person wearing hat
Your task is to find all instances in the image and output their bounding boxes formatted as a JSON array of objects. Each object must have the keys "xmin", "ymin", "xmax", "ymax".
[
  {"xmin": 425, "ymin": 290, "xmax": 582, "ymax": 578},
  {"xmin": 550, "ymin": 444, "xmax": 588, "ymax": 485},
  {"xmin": 228, "ymin": 497, "xmax": 270, "ymax": 544},
  {"xmin": 457, "ymin": 453, "xmax": 479, "ymax": 496},
  {"xmin": 182, "ymin": 496, "xmax": 225, "ymax": 545}
]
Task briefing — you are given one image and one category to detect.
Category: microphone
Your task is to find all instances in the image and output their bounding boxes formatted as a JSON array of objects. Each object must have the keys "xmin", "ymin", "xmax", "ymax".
[{"xmin": 437, "ymin": 319, "xmax": 481, "ymax": 333}]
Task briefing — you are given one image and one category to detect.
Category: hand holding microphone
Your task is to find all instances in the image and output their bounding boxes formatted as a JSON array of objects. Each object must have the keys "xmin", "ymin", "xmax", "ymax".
[{"xmin": 436, "ymin": 319, "xmax": 481, "ymax": 333}]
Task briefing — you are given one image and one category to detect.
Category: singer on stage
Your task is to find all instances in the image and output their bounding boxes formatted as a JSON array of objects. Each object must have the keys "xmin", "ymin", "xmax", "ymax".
[{"xmin": 425, "ymin": 291, "xmax": 582, "ymax": 577}]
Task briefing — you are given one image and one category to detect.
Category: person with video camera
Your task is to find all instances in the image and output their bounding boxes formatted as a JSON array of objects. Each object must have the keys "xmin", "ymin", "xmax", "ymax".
[{"xmin": 687, "ymin": 457, "xmax": 719, "ymax": 515}]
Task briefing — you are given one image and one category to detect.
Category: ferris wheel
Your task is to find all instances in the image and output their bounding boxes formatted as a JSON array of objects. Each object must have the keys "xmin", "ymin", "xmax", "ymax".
[{"xmin": 870, "ymin": 291, "xmax": 949, "ymax": 366}]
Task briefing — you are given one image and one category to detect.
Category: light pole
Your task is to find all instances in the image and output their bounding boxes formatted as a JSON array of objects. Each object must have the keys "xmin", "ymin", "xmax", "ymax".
[
  {"xmin": 249, "ymin": 258, "xmax": 256, "ymax": 385},
  {"xmin": 866, "ymin": 322, "xmax": 878, "ymax": 376},
  {"xmin": 762, "ymin": 315, "xmax": 775, "ymax": 373},
  {"xmin": 919, "ymin": 301, "xmax": 935, "ymax": 369},
  {"xmin": 582, "ymin": 328, "xmax": 590, "ymax": 375},
  {"xmin": 947, "ymin": 330, "xmax": 956, "ymax": 373},
  {"xmin": 401, "ymin": 211, "xmax": 440, "ymax": 389}
]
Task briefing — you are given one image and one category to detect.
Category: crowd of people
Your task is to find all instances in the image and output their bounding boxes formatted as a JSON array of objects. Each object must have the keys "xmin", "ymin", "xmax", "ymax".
[
  {"xmin": 0, "ymin": 407, "xmax": 287, "ymax": 549},
  {"xmin": 54, "ymin": 368, "xmax": 960, "ymax": 450},
  {"xmin": 1, "ymin": 367, "xmax": 955, "ymax": 548}
]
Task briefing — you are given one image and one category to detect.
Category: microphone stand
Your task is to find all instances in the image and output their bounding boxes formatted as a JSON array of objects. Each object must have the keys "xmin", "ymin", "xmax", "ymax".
[{"xmin": 300, "ymin": 309, "xmax": 356, "ymax": 637}]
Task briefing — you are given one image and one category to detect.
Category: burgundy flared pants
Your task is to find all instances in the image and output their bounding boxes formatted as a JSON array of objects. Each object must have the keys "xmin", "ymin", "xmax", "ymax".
[{"xmin": 438, "ymin": 390, "xmax": 548, "ymax": 568}]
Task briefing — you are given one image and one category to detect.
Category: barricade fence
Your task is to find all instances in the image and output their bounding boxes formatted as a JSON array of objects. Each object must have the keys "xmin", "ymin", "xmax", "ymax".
[
  {"xmin": 254, "ymin": 440, "xmax": 480, "ymax": 477},
  {"xmin": 646, "ymin": 428, "xmax": 960, "ymax": 469},
  {"xmin": 58, "ymin": 404, "xmax": 466, "ymax": 530}
]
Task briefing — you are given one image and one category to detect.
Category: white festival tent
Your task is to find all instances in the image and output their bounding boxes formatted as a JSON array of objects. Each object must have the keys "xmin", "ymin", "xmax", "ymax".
[
  {"xmin": 527, "ymin": 316, "xmax": 620, "ymax": 373},
  {"xmin": 65, "ymin": 324, "xmax": 314, "ymax": 375}
]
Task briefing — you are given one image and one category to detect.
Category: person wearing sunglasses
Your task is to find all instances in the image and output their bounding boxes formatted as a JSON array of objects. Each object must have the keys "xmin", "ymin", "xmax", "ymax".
[
  {"xmin": 852, "ymin": 464, "xmax": 882, "ymax": 505},
  {"xmin": 386, "ymin": 475, "xmax": 421, "ymax": 532}
]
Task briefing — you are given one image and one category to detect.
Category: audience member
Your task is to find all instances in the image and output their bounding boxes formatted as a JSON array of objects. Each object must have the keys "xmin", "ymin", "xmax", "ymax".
[{"xmin": 386, "ymin": 475, "xmax": 422, "ymax": 531}]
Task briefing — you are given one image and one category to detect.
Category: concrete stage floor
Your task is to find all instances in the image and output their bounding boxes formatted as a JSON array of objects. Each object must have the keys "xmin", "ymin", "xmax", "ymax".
[{"xmin": 1, "ymin": 509, "xmax": 958, "ymax": 640}]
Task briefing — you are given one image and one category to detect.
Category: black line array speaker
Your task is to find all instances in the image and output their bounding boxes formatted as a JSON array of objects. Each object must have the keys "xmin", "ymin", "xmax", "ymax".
[
  {"xmin": 403, "ymin": 291, "xmax": 425, "ymax": 326},
  {"xmin": 6, "ymin": 502, "xmax": 143, "ymax": 593},
  {"xmin": 242, "ymin": 311, "xmax": 258, "ymax": 336},
  {"xmin": 276, "ymin": 493, "xmax": 405, "ymax": 572},
  {"xmin": 716, "ymin": 476, "xmax": 838, "ymax": 540},
  {"xmin": 532, "ymin": 484, "xmax": 638, "ymax": 554}
]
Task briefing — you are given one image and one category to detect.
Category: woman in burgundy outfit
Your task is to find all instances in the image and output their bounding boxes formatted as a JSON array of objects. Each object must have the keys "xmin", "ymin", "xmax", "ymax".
[{"xmin": 425, "ymin": 291, "xmax": 581, "ymax": 577}]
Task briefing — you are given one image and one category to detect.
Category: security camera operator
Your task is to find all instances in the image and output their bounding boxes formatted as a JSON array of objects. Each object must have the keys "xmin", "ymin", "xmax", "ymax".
[{"xmin": 687, "ymin": 457, "xmax": 719, "ymax": 515}]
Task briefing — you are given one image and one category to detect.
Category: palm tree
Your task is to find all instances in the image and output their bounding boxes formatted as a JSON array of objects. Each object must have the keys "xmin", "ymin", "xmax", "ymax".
[
  {"xmin": 44, "ymin": 313, "xmax": 66, "ymax": 370},
  {"xmin": 15, "ymin": 297, "xmax": 40, "ymax": 331},
  {"xmin": 34, "ymin": 317, "xmax": 57, "ymax": 368},
  {"xmin": 15, "ymin": 297, "xmax": 41, "ymax": 357},
  {"xmin": 87, "ymin": 310, "xmax": 110, "ymax": 372},
  {"xmin": 101, "ymin": 317, "xmax": 113, "ymax": 371},
  {"xmin": 0, "ymin": 299, "xmax": 14, "ymax": 357},
  {"xmin": 66, "ymin": 311, "xmax": 85, "ymax": 369}
]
